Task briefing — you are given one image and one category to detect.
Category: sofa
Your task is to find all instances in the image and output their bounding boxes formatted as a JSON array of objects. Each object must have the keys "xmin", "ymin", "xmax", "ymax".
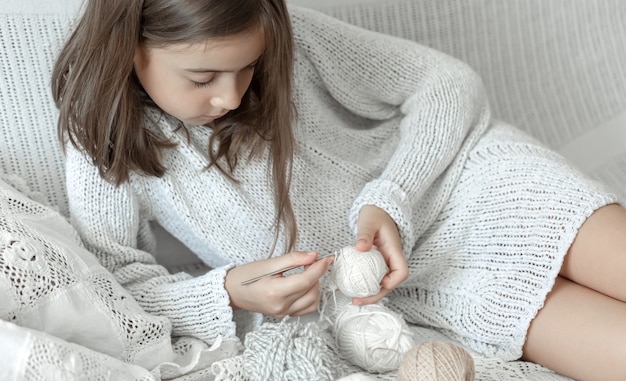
[{"xmin": 1, "ymin": 0, "xmax": 625, "ymax": 380}]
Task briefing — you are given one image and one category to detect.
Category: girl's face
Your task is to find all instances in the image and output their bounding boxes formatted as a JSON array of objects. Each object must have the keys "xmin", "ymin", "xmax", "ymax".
[{"xmin": 134, "ymin": 27, "xmax": 265, "ymax": 126}]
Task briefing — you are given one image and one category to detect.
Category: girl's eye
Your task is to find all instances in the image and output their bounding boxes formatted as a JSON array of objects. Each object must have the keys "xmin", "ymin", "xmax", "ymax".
[
  {"xmin": 191, "ymin": 63, "xmax": 256, "ymax": 88},
  {"xmin": 192, "ymin": 79, "xmax": 214, "ymax": 88}
]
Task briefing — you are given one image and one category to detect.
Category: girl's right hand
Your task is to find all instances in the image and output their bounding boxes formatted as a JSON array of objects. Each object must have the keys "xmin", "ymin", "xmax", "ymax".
[{"xmin": 224, "ymin": 251, "xmax": 333, "ymax": 317}]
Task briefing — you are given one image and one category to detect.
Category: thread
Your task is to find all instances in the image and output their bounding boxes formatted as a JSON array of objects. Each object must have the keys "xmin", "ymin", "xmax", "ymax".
[
  {"xmin": 332, "ymin": 300, "xmax": 416, "ymax": 373},
  {"xmin": 397, "ymin": 341, "xmax": 475, "ymax": 381},
  {"xmin": 323, "ymin": 245, "xmax": 415, "ymax": 373},
  {"xmin": 243, "ymin": 318, "xmax": 338, "ymax": 380},
  {"xmin": 332, "ymin": 246, "xmax": 388, "ymax": 298}
]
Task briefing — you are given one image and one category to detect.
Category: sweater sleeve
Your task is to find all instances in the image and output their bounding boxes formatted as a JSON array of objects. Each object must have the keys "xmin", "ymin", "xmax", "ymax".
[
  {"xmin": 65, "ymin": 145, "xmax": 237, "ymax": 345},
  {"xmin": 290, "ymin": 6, "xmax": 491, "ymax": 254}
]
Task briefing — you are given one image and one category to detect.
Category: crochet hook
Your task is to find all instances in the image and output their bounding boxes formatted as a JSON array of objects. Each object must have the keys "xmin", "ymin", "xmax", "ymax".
[{"xmin": 240, "ymin": 251, "xmax": 338, "ymax": 286}]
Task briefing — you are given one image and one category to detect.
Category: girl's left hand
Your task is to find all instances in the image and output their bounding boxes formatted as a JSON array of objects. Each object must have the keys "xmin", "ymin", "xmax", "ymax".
[{"xmin": 352, "ymin": 205, "xmax": 408, "ymax": 305}]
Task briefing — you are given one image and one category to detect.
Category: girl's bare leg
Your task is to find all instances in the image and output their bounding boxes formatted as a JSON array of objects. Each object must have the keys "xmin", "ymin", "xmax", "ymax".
[
  {"xmin": 522, "ymin": 204, "xmax": 626, "ymax": 381},
  {"xmin": 560, "ymin": 204, "xmax": 626, "ymax": 302},
  {"xmin": 523, "ymin": 276, "xmax": 626, "ymax": 380}
]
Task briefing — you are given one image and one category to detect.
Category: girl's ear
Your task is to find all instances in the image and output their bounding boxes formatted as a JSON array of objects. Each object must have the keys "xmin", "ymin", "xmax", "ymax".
[{"xmin": 133, "ymin": 46, "xmax": 143, "ymax": 70}]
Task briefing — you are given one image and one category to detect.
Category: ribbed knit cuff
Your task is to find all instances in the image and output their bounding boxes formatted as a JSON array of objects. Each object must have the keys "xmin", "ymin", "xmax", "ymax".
[
  {"xmin": 349, "ymin": 179, "xmax": 414, "ymax": 256},
  {"xmin": 131, "ymin": 264, "xmax": 238, "ymax": 346}
]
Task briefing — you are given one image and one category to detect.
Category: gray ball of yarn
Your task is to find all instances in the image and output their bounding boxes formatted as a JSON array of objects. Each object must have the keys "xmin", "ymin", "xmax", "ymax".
[{"xmin": 243, "ymin": 318, "xmax": 353, "ymax": 380}]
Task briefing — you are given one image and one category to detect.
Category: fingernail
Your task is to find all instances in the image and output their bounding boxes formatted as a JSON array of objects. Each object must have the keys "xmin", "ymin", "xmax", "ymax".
[{"xmin": 307, "ymin": 251, "xmax": 316, "ymax": 256}]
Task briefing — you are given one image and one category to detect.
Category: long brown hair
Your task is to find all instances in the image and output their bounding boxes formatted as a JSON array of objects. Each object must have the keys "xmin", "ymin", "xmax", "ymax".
[{"xmin": 51, "ymin": 0, "xmax": 297, "ymax": 252}]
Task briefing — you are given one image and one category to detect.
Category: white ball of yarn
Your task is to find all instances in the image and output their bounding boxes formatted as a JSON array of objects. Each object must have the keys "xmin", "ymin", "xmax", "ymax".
[
  {"xmin": 333, "ymin": 301, "xmax": 416, "ymax": 373},
  {"xmin": 332, "ymin": 246, "xmax": 388, "ymax": 298}
]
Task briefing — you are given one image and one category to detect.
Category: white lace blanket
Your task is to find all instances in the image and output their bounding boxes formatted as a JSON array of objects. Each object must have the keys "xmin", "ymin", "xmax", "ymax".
[{"xmin": 0, "ymin": 174, "xmax": 572, "ymax": 380}]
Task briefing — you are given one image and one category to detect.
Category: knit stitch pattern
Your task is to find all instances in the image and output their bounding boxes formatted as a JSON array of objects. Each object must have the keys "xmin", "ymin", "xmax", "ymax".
[
  {"xmin": 2, "ymin": 1, "xmax": 625, "ymax": 380},
  {"xmin": 63, "ymin": 5, "xmax": 618, "ymax": 365}
]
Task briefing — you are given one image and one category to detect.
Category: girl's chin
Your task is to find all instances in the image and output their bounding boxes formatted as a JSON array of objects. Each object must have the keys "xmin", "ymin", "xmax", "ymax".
[{"xmin": 182, "ymin": 116, "xmax": 215, "ymax": 125}]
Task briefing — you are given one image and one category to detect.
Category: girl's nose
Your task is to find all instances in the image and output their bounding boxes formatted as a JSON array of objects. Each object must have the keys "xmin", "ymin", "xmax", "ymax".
[{"xmin": 211, "ymin": 77, "xmax": 243, "ymax": 111}]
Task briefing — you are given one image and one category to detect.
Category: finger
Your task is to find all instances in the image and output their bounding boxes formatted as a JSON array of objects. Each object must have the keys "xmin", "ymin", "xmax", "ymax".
[
  {"xmin": 348, "ymin": 253, "xmax": 407, "ymax": 306},
  {"xmin": 352, "ymin": 287, "xmax": 392, "ymax": 306},
  {"xmin": 355, "ymin": 220, "xmax": 376, "ymax": 252},
  {"xmin": 278, "ymin": 250, "xmax": 319, "ymax": 268},
  {"xmin": 286, "ymin": 286, "xmax": 322, "ymax": 316},
  {"xmin": 264, "ymin": 257, "xmax": 334, "ymax": 303},
  {"xmin": 245, "ymin": 251, "xmax": 319, "ymax": 282},
  {"xmin": 388, "ymin": 256, "xmax": 407, "ymax": 282},
  {"xmin": 381, "ymin": 253, "xmax": 409, "ymax": 289},
  {"xmin": 282, "ymin": 256, "xmax": 333, "ymax": 293},
  {"xmin": 290, "ymin": 299, "xmax": 321, "ymax": 316},
  {"xmin": 268, "ymin": 264, "xmax": 325, "ymax": 317},
  {"xmin": 354, "ymin": 236, "xmax": 373, "ymax": 252},
  {"xmin": 375, "ymin": 222, "xmax": 402, "ymax": 255},
  {"xmin": 264, "ymin": 256, "xmax": 332, "ymax": 312}
]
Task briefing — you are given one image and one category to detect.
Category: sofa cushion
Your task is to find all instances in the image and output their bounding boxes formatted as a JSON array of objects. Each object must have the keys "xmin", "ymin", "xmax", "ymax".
[
  {"xmin": 0, "ymin": 0, "xmax": 83, "ymax": 216},
  {"xmin": 2, "ymin": 0, "xmax": 625, "ymax": 219},
  {"xmin": 0, "ymin": 174, "xmax": 177, "ymax": 369}
]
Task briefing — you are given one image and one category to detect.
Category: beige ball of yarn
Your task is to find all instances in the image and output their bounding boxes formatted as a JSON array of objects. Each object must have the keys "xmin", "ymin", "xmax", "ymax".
[
  {"xmin": 332, "ymin": 246, "xmax": 388, "ymax": 298},
  {"xmin": 397, "ymin": 341, "xmax": 475, "ymax": 381}
]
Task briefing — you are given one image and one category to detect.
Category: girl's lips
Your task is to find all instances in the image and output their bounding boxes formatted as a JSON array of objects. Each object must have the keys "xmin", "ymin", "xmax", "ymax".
[
  {"xmin": 209, "ymin": 112, "xmax": 227, "ymax": 119},
  {"xmin": 198, "ymin": 114, "xmax": 224, "ymax": 123},
  {"xmin": 196, "ymin": 112, "xmax": 227, "ymax": 124}
]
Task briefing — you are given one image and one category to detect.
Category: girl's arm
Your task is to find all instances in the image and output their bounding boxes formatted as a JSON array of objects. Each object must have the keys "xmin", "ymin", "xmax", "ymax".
[
  {"xmin": 65, "ymin": 145, "xmax": 237, "ymax": 345},
  {"xmin": 290, "ymin": 6, "xmax": 491, "ymax": 255},
  {"xmin": 65, "ymin": 143, "xmax": 332, "ymax": 341}
]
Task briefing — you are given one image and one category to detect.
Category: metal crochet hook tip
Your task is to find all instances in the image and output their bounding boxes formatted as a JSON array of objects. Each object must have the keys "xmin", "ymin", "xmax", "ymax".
[{"xmin": 240, "ymin": 251, "xmax": 339, "ymax": 286}]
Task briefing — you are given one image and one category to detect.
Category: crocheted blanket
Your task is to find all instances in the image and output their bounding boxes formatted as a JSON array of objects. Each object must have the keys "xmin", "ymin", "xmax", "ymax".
[{"xmin": 0, "ymin": 173, "xmax": 573, "ymax": 380}]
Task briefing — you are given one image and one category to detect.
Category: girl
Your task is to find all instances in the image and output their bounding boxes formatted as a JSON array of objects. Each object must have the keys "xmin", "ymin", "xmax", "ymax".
[{"xmin": 52, "ymin": 0, "xmax": 626, "ymax": 380}]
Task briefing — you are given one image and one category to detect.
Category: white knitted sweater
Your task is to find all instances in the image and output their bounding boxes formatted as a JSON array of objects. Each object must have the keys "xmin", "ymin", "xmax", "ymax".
[
  {"xmin": 67, "ymin": 4, "xmax": 482, "ymax": 341},
  {"xmin": 66, "ymin": 4, "xmax": 615, "ymax": 368}
]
